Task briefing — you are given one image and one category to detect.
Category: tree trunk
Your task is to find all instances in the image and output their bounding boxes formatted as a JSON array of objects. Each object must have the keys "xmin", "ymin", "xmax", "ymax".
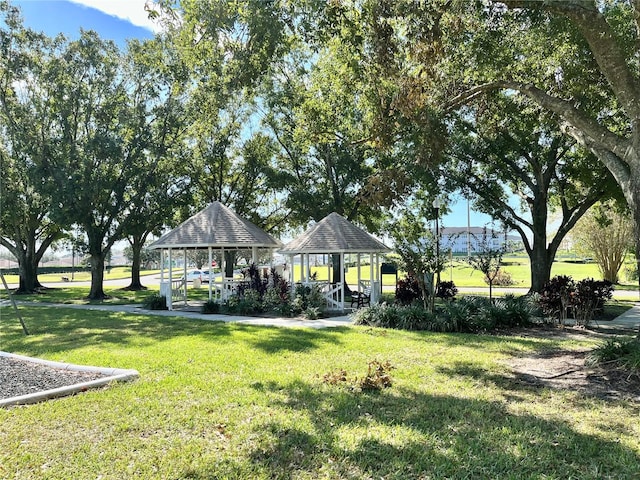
[
  {"xmin": 17, "ymin": 254, "xmax": 39, "ymax": 294},
  {"xmin": 87, "ymin": 252, "xmax": 107, "ymax": 300},
  {"xmin": 224, "ymin": 250, "xmax": 235, "ymax": 278},
  {"xmin": 529, "ymin": 248, "xmax": 554, "ymax": 294},
  {"xmin": 331, "ymin": 254, "xmax": 352, "ymax": 295},
  {"xmin": 11, "ymin": 234, "xmax": 41, "ymax": 294},
  {"xmin": 528, "ymin": 195, "xmax": 554, "ymax": 293},
  {"xmin": 631, "ymin": 176, "xmax": 640, "ymax": 299},
  {"xmin": 124, "ymin": 234, "xmax": 146, "ymax": 291}
]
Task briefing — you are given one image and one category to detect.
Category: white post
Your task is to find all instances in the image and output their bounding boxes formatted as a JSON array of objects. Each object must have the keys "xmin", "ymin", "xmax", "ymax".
[
  {"xmin": 160, "ymin": 250, "xmax": 164, "ymax": 283},
  {"xmin": 370, "ymin": 252, "xmax": 374, "ymax": 291},
  {"xmin": 357, "ymin": 253, "xmax": 361, "ymax": 293},
  {"xmin": 327, "ymin": 254, "xmax": 330, "ymax": 284},
  {"xmin": 208, "ymin": 246, "xmax": 213, "ymax": 301},
  {"xmin": 289, "ymin": 254, "xmax": 295, "ymax": 297},
  {"xmin": 183, "ymin": 248, "xmax": 188, "ymax": 304},
  {"xmin": 168, "ymin": 248, "xmax": 173, "ymax": 310},
  {"xmin": 252, "ymin": 246, "xmax": 258, "ymax": 265},
  {"xmin": 340, "ymin": 252, "xmax": 345, "ymax": 311}
]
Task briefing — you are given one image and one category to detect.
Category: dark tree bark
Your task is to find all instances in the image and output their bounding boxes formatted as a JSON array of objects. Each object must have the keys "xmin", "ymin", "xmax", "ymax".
[{"xmin": 123, "ymin": 233, "xmax": 148, "ymax": 291}]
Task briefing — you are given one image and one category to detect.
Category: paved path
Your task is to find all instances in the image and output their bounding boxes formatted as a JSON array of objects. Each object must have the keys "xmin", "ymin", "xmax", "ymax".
[
  {"xmin": 15, "ymin": 301, "xmax": 354, "ymax": 329},
  {"xmin": 596, "ymin": 302, "xmax": 640, "ymax": 333},
  {"xmin": 13, "ymin": 300, "xmax": 640, "ymax": 332}
]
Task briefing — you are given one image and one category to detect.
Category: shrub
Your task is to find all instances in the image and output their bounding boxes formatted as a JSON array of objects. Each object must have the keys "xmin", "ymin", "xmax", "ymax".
[
  {"xmin": 142, "ymin": 294, "xmax": 168, "ymax": 310},
  {"xmin": 293, "ymin": 283, "xmax": 326, "ymax": 313},
  {"xmin": 396, "ymin": 305, "xmax": 437, "ymax": 331},
  {"xmin": 537, "ymin": 275, "xmax": 614, "ymax": 325},
  {"xmin": 538, "ymin": 275, "xmax": 575, "ymax": 322},
  {"xmin": 304, "ymin": 307, "xmax": 321, "ymax": 320},
  {"xmin": 441, "ymin": 295, "xmax": 535, "ymax": 332},
  {"xmin": 487, "ymin": 270, "xmax": 515, "ymax": 286},
  {"xmin": 235, "ymin": 289, "xmax": 262, "ymax": 314},
  {"xmin": 396, "ymin": 274, "xmax": 422, "ymax": 305},
  {"xmin": 201, "ymin": 300, "xmax": 220, "ymax": 314},
  {"xmin": 625, "ymin": 263, "xmax": 638, "ymax": 282},
  {"xmin": 354, "ymin": 294, "xmax": 535, "ymax": 333},
  {"xmin": 352, "ymin": 304, "xmax": 402, "ymax": 329},
  {"xmin": 587, "ymin": 338, "xmax": 640, "ymax": 372},
  {"xmin": 435, "ymin": 280, "xmax": 458, "ymax": 300},
  {"xmin": 493, "ymin": 294, "xmax": 536, "ymax": 327},
  {"xmin": 572, "ymin": 278, "xmax": 614, "ymax": 326}
]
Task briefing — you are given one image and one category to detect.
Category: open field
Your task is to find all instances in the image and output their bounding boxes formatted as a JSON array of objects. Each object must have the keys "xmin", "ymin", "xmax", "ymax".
[
  {"xmin": 2, "ymin": 256, "xmax": 637, "ymax": 291},
  {"xmin": 1, "ymin": 267, "xmax": 161, "ymax": 285},
  {"xmin": 1, "ymin": 305, "xmax": 639, "ymax": 479}
]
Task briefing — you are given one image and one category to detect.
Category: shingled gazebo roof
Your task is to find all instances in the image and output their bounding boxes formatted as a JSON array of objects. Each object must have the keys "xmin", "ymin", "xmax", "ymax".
[
  {"xmin": 280, "ymin": 212, "xmax": 390, "ymax": 255},
  {"xmin": 149, "ymin": 202, "xmax": 280, "ymax": 250}
]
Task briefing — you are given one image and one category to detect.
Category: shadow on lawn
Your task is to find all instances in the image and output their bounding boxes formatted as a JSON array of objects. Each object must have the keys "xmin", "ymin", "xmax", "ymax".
[
  {"xmin": 0, "ymin": 306, "xmax": 347, "ymax": 357},
  {"xmin": 0, "ymin": 306, "xmax": 234, "ymax": 355},
  {"xmin": 247, "ymin": 326, "xmax": 348, "ymax": 353},
  {"xmin": 183, "ymin": 380, "xmax": 640, "ymax": 479}
]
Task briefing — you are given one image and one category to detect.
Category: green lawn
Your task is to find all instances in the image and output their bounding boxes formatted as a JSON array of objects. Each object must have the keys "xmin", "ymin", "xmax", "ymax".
[
  {"xmin": 1, "ymin": 306, "xmax": 639, "ymax": 479},
  {"xmin": 1, "ymin": 267, "xmax": 161, "ymax": 285}
]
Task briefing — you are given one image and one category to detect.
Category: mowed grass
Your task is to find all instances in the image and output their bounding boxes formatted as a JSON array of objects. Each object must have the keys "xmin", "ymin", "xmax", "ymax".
[
  {"xmin": 10, "ymin": 287, "xmax": 151, "ymax": 305},
  {"xmin": 1, "ymin": 307, "xmax": 639, "ymax": 479},
  {"xmin": 1, "ymin": 267, "xmax": 161, "ymax": 285}
]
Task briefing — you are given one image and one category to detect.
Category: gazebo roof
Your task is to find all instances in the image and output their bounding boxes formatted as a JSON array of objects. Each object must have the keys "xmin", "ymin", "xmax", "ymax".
[
  {"xmin": 279, "ymin": 212, "xmax": 390, "ymax": 254},
  {"xmin": 149, "ymin": 202, "xmax": 281, "ymax": 250}
]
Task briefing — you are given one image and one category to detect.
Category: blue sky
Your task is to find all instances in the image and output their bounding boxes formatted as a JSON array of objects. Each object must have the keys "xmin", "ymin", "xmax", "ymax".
[
  {"xmin": 10, "ymin": 0, "xmax": 498, "ymax": 229},
  {"xmin": 13, "ymin": 0, "xmax": 156, "ymax": 46}
]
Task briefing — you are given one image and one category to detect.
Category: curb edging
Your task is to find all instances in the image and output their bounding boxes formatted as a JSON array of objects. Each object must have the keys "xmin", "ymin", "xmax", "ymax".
[{"xmin": 0, "ymin": 351, "xmax": 139, "ymax": 408}]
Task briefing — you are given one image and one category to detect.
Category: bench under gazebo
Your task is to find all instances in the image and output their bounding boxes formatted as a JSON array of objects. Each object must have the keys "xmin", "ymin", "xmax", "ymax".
[
  {"xmin": 149, "ymin": 202, "xmax": 281, "ymax": 309},
  {"xmin": 279, "ymin": 212, "xmax": 390, "ymax": 312}
]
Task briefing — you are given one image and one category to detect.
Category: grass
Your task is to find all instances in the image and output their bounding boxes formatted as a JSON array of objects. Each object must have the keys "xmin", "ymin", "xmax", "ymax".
[
  {"xmin": 1, "ymin": 306, "xmax": 639, "ymax": 479},
  {"xmin": 8, "ymin": 287, "xmax": 152, "ymax": 305},
  {"xmin": 1, "ymin": 267, "xmax": 161, "ymax": 284},
  {"xmin": 315, "ymin": 256, "xmax": 638, "ymax": 291}
]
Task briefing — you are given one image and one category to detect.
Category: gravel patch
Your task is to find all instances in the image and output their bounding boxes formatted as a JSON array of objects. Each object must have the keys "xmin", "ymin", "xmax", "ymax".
[{"xmin": 0, "ymin": 356, "xmax": 107, "ymax": 400}]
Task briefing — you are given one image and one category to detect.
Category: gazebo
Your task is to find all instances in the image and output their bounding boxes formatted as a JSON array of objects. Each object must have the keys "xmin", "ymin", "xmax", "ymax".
[
  {"xmin": 149, "ymin": 202, "xmax": 281, "ymax": 309},
  {"xmin": 279, "ymin": 212, "xmax": 391, "ymax": 311}
]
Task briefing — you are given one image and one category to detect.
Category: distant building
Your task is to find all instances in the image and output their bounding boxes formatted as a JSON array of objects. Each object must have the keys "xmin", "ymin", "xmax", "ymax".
[{"xmin": 439, "ymin": 227, "xmax": 523, "ymax": 254}]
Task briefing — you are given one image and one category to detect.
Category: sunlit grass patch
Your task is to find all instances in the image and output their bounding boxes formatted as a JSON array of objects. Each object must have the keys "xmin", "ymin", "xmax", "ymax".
[{"xmin": 0, "ymin": 306, "xmax": 638, "ymax": 479}]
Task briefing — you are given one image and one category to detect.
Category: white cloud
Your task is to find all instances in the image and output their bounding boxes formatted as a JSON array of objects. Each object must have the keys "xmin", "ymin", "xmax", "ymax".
[{"xmin": 68, "ymin": 0, "xmax": 162, "ymax": 33}]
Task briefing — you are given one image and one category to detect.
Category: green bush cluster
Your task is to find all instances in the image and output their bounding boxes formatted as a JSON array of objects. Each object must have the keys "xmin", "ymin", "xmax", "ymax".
[
  {"xmin": 202, "ymin": 264, "xmax": 326, "ymax": 319},
  {"xmin": 142, "ymin": 294, "xmax": 168, "ymax": 310},
  {"xmin": 352, "ymin": 295, "xmax": 537, "ymax": 333},
  {"xmin": 587, "ymin": 338, "xmax": 640, "ymax": 372},
  {"xmin": 538, "ymin": 275, "xmax": 614, "ymax": 326}
]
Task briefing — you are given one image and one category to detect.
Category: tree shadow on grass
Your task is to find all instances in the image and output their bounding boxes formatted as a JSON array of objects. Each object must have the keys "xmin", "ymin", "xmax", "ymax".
[
  {"xmin": 246, "ymin": 326, "xmax": 347, "ymax": 353},
  {"xmin": 182, "ymin": 379, "xmax": 640, "ymax": 479},
  {"xmin": 0, "ymin": 305, "xmax": 234, "ymax": 356},
  {"xmin": 0, "ymin": 306, "xmax": 346, "ymax": 358}
]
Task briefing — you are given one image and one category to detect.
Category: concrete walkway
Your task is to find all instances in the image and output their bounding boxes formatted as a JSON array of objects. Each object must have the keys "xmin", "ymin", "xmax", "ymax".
[
  {"xmin": 16, "ymin": 301, "xmax": 354, "ymax": 329},
  {"xmin": 597, "ymin": 302, "xmax": 640, "ymax": 333},
  {"xmin": 13, "ymin": 300, "xmax": 640, "ymax": 332}
]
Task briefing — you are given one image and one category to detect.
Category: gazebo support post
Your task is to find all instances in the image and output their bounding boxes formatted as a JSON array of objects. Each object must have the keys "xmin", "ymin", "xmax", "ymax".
[
  {"xmin": 357, "ymin": 253, "xmax": 361, "ymax": 297},
  {"xmin": 183, "ymin": 248, "xmax": 188, "ymax": 305},
  {"xmin": 168, "ymin": 248, "xmax": 173, "ymax": 310},
  {"xmin": 252, "ymin": 246, "xmax": 258, "ymax": 266},
  {"xmin": 370, "ymin": 252, "xmax": 375, "ymax": 303},
  {"xmin": 326, "ymin": 255, "xmax": 330, "ymax": 286},
  {"xmin": 289, "ymin": 254, "xmax": 295, "ymax": 297},
  {"xmin": 160, "ymin": 250, "xmax": 164, "ymax": 284},
  {"xmin": 208, "ymin": 247, "xmax": 213, "ymax": 301},
  {"xmin": 340, "ymin": 252, "xmax": 345, "ymax": 312}
]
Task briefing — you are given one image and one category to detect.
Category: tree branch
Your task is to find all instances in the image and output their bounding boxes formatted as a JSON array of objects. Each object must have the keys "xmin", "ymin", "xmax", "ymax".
[{"xmin": 503, "ymin": 0, "xmax": 640, "ymax": 120}]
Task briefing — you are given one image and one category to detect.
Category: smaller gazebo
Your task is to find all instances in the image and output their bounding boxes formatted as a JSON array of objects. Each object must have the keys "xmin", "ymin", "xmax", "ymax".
[
  {"xmin": 149, "ymin": 202, "xmax": 281, "ymax": 309},
  {"xmin": 279, "ymin": 212, "xmax": 390, "ymax": 311}
]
